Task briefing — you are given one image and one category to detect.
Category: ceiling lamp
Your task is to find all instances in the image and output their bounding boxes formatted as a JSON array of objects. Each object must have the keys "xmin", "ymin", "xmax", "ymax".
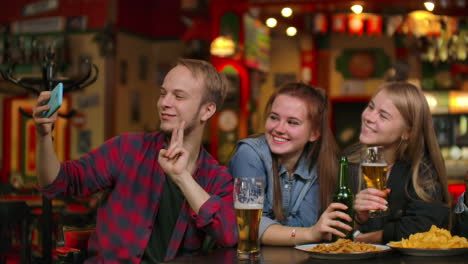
[
  {"xmin": 210, "ymin": 36, "xmax": 235, "ymax": 57},
  {"xmin": 281, "ymin": 7, "xmax": 293, "ymax": 17},
  {"xmin": 351, "ymin": 4, "xmax": 363, "ymax": 14},
  {"xmin": 286, "ymin": 26, "xmax": 297, "ymax": 37},
  {"xmin": 424, "ymin": 1, "xmax": 435, "ymax": 11},
  {"xmin": 266, "ymin": 17, "xmax": 277, "ymax": 28}
]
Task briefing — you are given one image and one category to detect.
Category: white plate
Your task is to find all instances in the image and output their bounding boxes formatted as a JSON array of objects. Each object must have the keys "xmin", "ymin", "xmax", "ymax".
[{"xmin": 295, "ymin": 243, "xmax": 391, "ymax": 260}]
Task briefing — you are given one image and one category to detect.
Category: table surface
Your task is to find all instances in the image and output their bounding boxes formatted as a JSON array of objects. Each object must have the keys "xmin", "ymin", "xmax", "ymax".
[{"xmin": 167, "ymin": 246, "xmax": 468, "ymax": 264}]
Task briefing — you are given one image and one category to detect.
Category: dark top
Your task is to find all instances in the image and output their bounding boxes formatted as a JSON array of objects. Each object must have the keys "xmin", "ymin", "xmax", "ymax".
[
  {"xmin": 142, "ymin": 176, "xmax": 184, "ymax": 263},
  {"xmin": 454, "ymin": 193, "xmax": 468, "ymax": 238},
  {"xmin": 455, "ymin": 210, "xmax": 468, "ymax": 238},
  {"xmin": 348, "ymin": 158, "xmax": 450, "ymax": 243}
]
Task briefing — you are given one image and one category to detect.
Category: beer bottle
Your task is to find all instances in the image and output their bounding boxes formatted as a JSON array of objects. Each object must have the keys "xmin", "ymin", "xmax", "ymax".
[{"xmin": 331, "ymin": 156, "xmax": 354, "ymax": 241}]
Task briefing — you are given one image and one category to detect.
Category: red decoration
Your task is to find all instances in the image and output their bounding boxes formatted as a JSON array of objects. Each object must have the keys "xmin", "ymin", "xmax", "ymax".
[
  {"xmin": 348, "ymin": 14, "xmax": 364, "ymax": 36},
  {"xmin": 332, "ymin": 14, "xmax": 347, "ymax": 33},
  {"xmin": 348, "ymin": 52, "xmax": 376, "ymax": 79},
  {"xmin": 314, "ymin": 13, "xmax": 328, "ymax": 34},
  {"xmin": 448, "ymin": 17, "xmax": 458, "ymax": 35},
  {"xmin": 181, "ymin": 17, "xmax": 211, "ymax": 42},
  {"xmin": 301, "ymin": 50, "xmax": 317, "ymax": 85},
  {"xmin": 367, "ymin": 14, "xmax": 382, "ymax": 36},
  {"xmin": 426, "ymin": 19, "xmax": 441, "ymax": 38}
]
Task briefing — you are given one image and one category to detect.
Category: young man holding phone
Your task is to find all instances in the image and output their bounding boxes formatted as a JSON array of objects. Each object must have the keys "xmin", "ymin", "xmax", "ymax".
[{"xmin": 32, "ymin": 59, "xmax": 237, "ymax": 263}]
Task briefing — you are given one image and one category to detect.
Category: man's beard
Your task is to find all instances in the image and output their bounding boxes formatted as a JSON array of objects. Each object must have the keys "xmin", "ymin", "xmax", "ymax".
[
  {"xmin": 159, "ymin": 103, "xmax": 203, "ymax": 138},
  {"xmin": 160, "ymin": 119, "xmax": 197, "ymax": 138}
]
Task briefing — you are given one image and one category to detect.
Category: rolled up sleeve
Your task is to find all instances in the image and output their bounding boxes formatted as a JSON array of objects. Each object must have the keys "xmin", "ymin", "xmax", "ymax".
[
  {"xmin": 37, "ymin": 167, "xmax": 67, "ymax": 199},
  {"xmin": 191, "ymin": 169, "xmax": 237, "ymax": 247},
  {"xmin": 259, "ymin": 216, "xmax": 280, "ymax": 239}
]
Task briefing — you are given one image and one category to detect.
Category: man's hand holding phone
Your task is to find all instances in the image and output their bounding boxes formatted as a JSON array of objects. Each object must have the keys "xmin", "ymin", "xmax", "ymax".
[
  {"xmin": 33, "ymin": 83, "xmax": 63, "ymax": 137},
  {"xmin": 42, "ymin": 83, "xmax": 63, "ymax": 118}
]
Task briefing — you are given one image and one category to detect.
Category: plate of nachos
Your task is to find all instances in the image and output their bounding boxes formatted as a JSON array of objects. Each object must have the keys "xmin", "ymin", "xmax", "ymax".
[
  {"xmin": 295, "ymin": 239, "xmax": 391, "ymax": 260},
  {"xmin": 388, "ymin": 225, "xmax": 468, "ymax": 256}
]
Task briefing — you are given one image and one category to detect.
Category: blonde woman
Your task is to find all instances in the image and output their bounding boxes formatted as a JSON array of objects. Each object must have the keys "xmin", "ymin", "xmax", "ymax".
[{"xmin": 347, "ymin": 82, "xmax": 450, "ymax": 244}]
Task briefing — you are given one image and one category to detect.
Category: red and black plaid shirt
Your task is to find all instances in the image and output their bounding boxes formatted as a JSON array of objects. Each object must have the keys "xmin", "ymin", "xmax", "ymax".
[{"xmin": 40, "ymin": 132, "xmax": 237, "ymax": 263}]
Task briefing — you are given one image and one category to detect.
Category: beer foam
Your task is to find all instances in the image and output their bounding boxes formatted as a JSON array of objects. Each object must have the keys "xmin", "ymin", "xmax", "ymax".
[
  {"xmin": 235, "ymin": 202, "xmax": 263, "ymax": 210},
  {"xmin": 361, "ymin": 162, "xmax": 387, "ymax": 167}
]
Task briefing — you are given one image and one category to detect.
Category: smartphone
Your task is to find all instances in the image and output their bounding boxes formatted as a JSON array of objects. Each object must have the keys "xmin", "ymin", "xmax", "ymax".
[{"xmin": 42, "ymin": 83, "xmax": 63, "ymax": 118}]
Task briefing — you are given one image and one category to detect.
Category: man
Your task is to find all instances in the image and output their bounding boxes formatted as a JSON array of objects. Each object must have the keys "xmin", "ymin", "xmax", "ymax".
[
  {"xmin": 33, "ymin": 59, "xmax": 237, "ymax": 263},
  {"xmin": 454, "ymin": 172, "xmax": 468, "ymax": 238}
]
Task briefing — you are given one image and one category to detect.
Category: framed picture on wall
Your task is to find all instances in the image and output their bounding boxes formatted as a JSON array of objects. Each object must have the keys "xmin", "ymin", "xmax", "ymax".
[{"xmin": 1, "ymin": 95, "xmax": 71, "ymax": 187}]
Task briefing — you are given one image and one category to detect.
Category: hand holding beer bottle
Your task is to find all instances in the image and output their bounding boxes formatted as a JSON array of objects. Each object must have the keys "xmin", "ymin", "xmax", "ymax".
[{"xmin": 331, "ymin": 156, "xmax": 354, "ymax": 241}]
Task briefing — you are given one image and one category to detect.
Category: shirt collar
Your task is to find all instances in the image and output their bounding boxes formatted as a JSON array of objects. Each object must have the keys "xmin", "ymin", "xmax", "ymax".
[{"xmin": 278, "ymin": 152, "xmax": 314, "ymax": 180}]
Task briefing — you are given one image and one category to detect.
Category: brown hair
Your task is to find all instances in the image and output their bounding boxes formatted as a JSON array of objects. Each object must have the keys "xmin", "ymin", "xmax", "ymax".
[
  {"xmin": 177, "ymin": 58, "xmax": 228, "ymax": 112},
  {"xmin": 264, "ymin": 82, "xmax": 339, "ymax": 221},
  {"xmin": 377, "ymin": 82, "xmax": 450, "ymax": 206}
]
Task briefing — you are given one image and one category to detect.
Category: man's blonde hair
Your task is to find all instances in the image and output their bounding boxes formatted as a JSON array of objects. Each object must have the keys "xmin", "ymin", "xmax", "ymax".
[{"xmin": 177, "ymin": 59, "xmax": 228, "ymax": 111}]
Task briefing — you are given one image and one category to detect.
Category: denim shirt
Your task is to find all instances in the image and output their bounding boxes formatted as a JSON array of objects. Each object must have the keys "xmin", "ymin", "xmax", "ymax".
[{"xmin": 228, "ymin": 136, "xmax": 319, "ymax": 238}]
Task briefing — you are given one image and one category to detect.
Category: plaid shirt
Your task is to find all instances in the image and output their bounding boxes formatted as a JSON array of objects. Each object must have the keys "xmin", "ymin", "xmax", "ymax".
[{"xmin": 40, "ymin": 132, "xmax": 237, "ymax": 263}]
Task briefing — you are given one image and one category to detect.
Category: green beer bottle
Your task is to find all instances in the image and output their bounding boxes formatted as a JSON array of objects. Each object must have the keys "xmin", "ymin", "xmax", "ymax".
[{"xmin": 331, "ymin": 156, "xmax": 354, "ymax": 241}]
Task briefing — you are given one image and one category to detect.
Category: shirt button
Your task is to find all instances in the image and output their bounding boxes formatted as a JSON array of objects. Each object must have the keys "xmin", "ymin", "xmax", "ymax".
[
  {"xmin": 284, "ymin": 184, "xmax": 289, "ymax": 189},
  {"xmin": 136, "ymin": 254, "xmax": 141, "ymax": 258},
  {"xmin": 148, "ymin": 225, "xmax": 152, "ymax": 229}
]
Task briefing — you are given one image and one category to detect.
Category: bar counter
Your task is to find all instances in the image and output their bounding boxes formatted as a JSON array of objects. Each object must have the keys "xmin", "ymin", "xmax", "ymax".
[{"xmin": 168, "ymin": 246, "xmax": 468, "ymax": 264}]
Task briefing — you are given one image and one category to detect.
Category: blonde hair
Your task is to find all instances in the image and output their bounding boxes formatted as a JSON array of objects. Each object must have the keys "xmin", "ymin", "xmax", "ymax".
[
  {"xmin": 177, "ymin": 58, "xmax": 228, "ymax": 111},
  {"xmin": 374, "ymin": 82, "xmax": 449, "ymax": 206},
  {"xmin": 264, "ymin": 82, "xmax": 339, "ymax": 220}
]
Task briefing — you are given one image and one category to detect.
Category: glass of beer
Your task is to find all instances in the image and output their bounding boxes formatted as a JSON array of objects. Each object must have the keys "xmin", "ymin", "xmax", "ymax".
[
  {"xmin": 361, "ymin": 146, "xmax": 389, "ymax": 217},
  {"xmin": 234, "ymin": 177, "xmax": 264, "ymax": 260}
]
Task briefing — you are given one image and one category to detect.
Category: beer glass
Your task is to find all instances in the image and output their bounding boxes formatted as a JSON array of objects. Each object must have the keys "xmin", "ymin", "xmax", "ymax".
[
  {"xmin": 234, "ymin": 177, "xmax": 264, "ymax": 260},
  {"xmin": 361, "ymin": 146, "xmax": 389, "ymax": 217}
]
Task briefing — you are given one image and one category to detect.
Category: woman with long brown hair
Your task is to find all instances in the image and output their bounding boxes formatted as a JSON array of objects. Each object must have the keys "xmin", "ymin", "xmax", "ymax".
[
  {"xmin": 229, "ymin": 82, "xmax": 351, "ymax": 245},
  {"xmin": 350, "ymin": 81, "xmax": 451, "ymax": 243}
]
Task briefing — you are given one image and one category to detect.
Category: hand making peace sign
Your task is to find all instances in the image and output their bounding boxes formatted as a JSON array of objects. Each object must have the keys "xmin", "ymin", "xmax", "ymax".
[{"xmin": 158, "ymin": 121, "xmax": 190, "ymax": 181}]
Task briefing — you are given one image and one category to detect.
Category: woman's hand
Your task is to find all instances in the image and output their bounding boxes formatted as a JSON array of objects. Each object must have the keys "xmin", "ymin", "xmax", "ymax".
[
  {"xmin": 354, "ymin": 230, "xmax": 383, "ymax": 244},
  {"xmin": 309, "ymin": 203, "xmax": 353, "ymax": 241},
  {"xmin": 354, "ymin": 188, "xmax": 389, "ymax": 224}
]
